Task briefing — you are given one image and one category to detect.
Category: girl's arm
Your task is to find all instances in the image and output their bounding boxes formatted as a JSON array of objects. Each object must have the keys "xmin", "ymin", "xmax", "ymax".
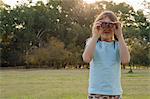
[
  {"xmin": 118, "ymin": 36, "xmax": 130, "ymax": 65},
  {"xmin": 82, "ymin": 21, "xmax": 103, "ymax": 63},
  {"xmin": 115, "ymin": 22, "xmax": 130, "ymax": 65},
  {"xmin": 82, "ymin": 36, "xmax": 98, "ymax": 63}
]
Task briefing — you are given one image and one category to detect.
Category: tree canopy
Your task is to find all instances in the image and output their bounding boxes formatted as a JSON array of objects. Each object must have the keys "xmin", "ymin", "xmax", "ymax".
[{"xmin": 0, "ymin": 0, "xmax": 149, "ymax": 68}]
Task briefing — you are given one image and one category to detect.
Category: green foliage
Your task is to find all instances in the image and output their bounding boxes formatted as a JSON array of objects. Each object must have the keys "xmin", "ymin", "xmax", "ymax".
[
  {"xmin": 127, "ymin": 38, "xmax": 150, "ymax": 66},
  {"xmin": 25, "ymin": 36, "xmax": 70, "ymax": 68},
  {"xmin": 0, "ymin": 0, "xmax": 150, "ymax": 67}
]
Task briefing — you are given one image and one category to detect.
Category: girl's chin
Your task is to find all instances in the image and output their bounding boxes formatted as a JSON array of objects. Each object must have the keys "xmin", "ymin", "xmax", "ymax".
[
  {"xmin": 101, "ymin": 34, "xmax": 113, "ymax": 39},
  {"xmin": 101, "ymin": 33, "xmax": 112, "ymax": 36},
  {"xmin": 102, "ymin": 32, "xmax": 112, "ymax": 34}
]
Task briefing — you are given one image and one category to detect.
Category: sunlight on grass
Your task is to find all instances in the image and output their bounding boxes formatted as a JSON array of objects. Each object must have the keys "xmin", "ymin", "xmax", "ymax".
[{"xmin": 0, "ymin": 69, "xmax": 150, "ymax": 99}]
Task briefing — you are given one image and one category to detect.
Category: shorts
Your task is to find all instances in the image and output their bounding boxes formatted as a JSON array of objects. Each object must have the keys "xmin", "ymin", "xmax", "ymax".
[{"xmin": 88, "ymin": 93, "xmax": 122, "ymax": 99}]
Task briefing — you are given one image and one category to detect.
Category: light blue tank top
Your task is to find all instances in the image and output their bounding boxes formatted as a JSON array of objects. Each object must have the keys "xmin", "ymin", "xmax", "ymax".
[{"xmin": 88, "ymin": 41, "xmax": 123, "ymax": 95}]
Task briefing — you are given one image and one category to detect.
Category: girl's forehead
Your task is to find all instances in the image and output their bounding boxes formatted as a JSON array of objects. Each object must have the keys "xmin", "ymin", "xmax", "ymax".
[{"xmin": 101, "ymin": 17, "xmax": 112, "ymax": 22}]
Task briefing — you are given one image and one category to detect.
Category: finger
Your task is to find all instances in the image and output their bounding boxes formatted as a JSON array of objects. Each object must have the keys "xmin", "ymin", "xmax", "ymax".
[
  {"xmin": 113, "ymin": 27, "xmax": 118, "ymax": 35},
  {"xmin": 95, "ymin": 22, "xmax": 101, "ymax": 26},
  {"xmin": 116, "ymin": 21, "xmax": 122, "ymax": 27},
  {"xmin": 113, "ymin": 25, "xmax": 116, "ymax": 31},
  {"xmin": 96, "ymin": 20, "xmax": 103, "ymax": 24},
  {"xmin": 95, "ymin": 23, "xmax": 100, "ymax": 27}
]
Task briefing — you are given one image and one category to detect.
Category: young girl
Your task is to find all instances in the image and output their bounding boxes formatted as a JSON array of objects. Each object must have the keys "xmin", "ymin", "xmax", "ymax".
[{"xmin": 82, "ymin": 11, "xmax": 130, "ymax": 99}]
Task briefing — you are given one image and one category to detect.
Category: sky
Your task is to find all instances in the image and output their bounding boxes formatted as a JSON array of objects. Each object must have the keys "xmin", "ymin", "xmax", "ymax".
[
  {"xmin": 2, "ymin": 0, "xmax": 48, "ymax": 6},
  {"xmin": 1, "ymin": 0, "xmax": 150, "ymax": 12}
]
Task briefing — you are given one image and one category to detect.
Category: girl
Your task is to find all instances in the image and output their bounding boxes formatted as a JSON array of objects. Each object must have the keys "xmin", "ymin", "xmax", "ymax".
[{"xmin": 82, "ymin": 11, "xmax": 130, "ymax": 99}]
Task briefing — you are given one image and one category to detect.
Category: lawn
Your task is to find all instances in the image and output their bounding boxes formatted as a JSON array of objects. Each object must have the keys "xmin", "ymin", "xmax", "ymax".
[{"xmin": 0, "ymin": 69, "xmax": 150, "ymax": 99}]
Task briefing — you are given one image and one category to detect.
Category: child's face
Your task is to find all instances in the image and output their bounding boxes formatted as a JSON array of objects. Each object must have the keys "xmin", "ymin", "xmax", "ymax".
[{"xmin": 99, "ymin": 17, "xmax": 115, "ymax": 40}]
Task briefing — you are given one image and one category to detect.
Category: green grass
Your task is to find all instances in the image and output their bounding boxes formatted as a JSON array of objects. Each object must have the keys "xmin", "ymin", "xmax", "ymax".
[{"xmin": 0, "ymin": 69, "xmax": 150, "ymax": 99}]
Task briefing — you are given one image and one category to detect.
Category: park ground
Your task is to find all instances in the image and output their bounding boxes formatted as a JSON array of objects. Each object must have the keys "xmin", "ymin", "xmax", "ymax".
[{"xmin": 0, "ymin": 69, "xmax": 150, "ymax": 99}]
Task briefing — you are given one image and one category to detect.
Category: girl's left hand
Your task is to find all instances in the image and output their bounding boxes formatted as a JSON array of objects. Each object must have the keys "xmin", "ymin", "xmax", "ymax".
[{"xmin": 113, "ymin": 22, "xmax": 123, "ymax": 39}]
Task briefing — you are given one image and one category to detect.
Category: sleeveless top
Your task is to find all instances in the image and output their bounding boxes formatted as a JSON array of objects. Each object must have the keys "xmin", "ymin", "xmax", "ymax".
[{"xmin": 87, "ymin": 40, "xmax": 123, "ymax": 95}]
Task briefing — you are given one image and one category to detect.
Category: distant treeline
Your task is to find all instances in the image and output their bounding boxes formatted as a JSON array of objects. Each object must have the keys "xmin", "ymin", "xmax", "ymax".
[{"xmin": 0, "ymin": 0, "xmax": 150, "ymax": 68}]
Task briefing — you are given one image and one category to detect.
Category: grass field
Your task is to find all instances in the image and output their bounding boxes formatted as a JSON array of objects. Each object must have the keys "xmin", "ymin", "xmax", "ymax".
[{"xmin": 0, "ymin": 69, "xmax": 150, "ymax": 99}]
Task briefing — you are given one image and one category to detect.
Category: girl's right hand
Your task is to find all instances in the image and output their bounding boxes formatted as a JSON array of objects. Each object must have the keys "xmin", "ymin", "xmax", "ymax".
[{"xmin": 92, "ymin": 21, "xmax": 104, "ymax": 38}]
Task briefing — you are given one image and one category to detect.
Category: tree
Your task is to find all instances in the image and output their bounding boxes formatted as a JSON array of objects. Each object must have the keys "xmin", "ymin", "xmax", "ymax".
[
  {"xmin": 25, "ymin": 36, "xmax": 71, "ymax": 68},
  {"xmin": 0, "ymin": 0, "xmax": 149, "ymax": 68}
]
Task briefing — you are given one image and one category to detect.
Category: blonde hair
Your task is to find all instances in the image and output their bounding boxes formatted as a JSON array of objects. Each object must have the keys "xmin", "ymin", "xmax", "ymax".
[{"xmin": 92, "ymin": 10, "xmax": 118, "ymax": 41}]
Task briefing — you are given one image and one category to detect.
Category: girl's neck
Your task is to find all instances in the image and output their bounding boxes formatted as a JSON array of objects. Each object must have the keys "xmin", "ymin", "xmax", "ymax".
[{"xmin": 101, "ymin": 38, "xmax": 113, "ymax": 42}]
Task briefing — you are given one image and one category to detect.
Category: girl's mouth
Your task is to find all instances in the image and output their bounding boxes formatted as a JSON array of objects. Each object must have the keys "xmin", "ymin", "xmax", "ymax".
[
  {"xmin": 103, "ymin": 29, "xmax": 112, "ymax": 34},
  {"xmin": 103, "ymin": 31, "xmax": 112, "ymax": 34}
]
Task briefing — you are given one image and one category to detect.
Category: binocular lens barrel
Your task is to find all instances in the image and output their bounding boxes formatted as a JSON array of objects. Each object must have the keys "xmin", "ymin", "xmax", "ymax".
[{"xmin": 96, "ymin": 22, "xmax": 118, "ymax": 29}]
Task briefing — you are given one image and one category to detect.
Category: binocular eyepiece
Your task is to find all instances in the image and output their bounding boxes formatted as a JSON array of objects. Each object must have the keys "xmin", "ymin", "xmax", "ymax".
[{"xmin": 96, "ymin": 21, "xmax": 118, "ymax": 30}]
